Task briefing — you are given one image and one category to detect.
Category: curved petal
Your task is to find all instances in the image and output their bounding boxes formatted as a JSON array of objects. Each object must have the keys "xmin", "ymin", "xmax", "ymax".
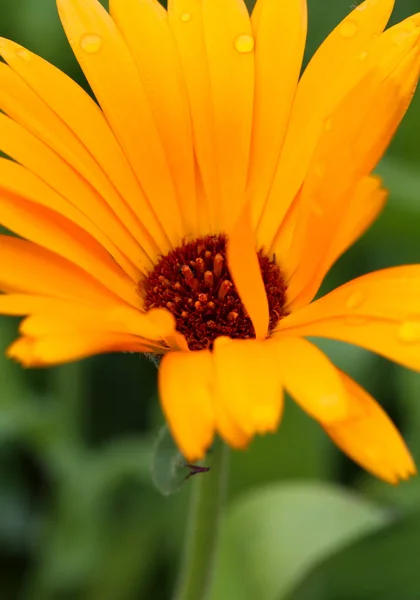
[
  {"xmin": 269, "ymin": 335, "xmax": 350, "ymax": 422},
  {"xmin": 213, "ymin": 336, "xmax": 283, "ymax": 436},
  {"xmin": 0, "ymin": 38, "xmax": 165, "ymax": 259},
  {"xmin": 201, "ymin": 0, "xmax": 254, "ymax": 230},
  {"xmin": 0, "ymin": 191, "xmax": 140, "ymax": 307},
  {"xmin": 256, "ymin": 0, "xmax": 403, "ymax": 247},
  {"xmin": 56, "ymin": 0, "xmax": 184, "ymax": 244},
  {"xmin": 168, "ymin": 0, "xmax": 219, "ymax": 231},
  {"xmin": 0, "ymin": 235, "xmax": 128, "ymax": 306},
  {"xmin": 276, "ymin": 266, "xmax": 420, "ymax": 372},
  {"xmin": 158, "ymin": 349, "xmax": 216, "ymax": 461},
  {"xmin": 0, "ymin": 113, "xmax": 151, "ymax": 276},
  {"xmin": 7, "ymin": 332, "xmax": 162, "ymax": 367},
  {"xmin": 248, "ymin": 0, "xmax": 307, "ymax": 226},
  {"xmin": 286, "ymin": 41, "xmax": 420, "ymax": 308},
  {"xmin": 110, "ymin": 0, "xmax": 197, "ymax": 235},
  {"xmin": 325, "ymin": 371, "xmax": 416, "ymax": 483},
  {"xmin": 227, "ymin": 206, "xmax": 269, "ymax": 339}
]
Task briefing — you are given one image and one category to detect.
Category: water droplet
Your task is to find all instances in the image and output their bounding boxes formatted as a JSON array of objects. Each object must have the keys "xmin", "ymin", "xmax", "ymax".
[
  {"xmin": 321, "ymin": 393, "xmax": 339, "ymax": 408},
  {"xmin": 80, "ymin": 33, "xmax": 103, "ymax": 54},
  {"xmin": 398, "ymin": 321, "xmax": 420, "ymax": 343},
  {"xmin": 346, "ymin": 290, "xmax": 364, "ymax": 309},
  {"xmin": 181, "ymin": 12, "xmax": 191, "ymax": 23},
  {"xmin": 313, "ymin": 163, "xmax": 325, "ymax": 178},
  {"xmin": 393, "ymin": 31, "xmax": 410, "ymax": 46},
  {"xmin": 325, "ymin": 117, "xmax": 333, "ymax": 131},
  {"xmin": 344, "ymin": 316, "xmax": 369, "ymax": 327},
  {"xmin": 404, "ymin": 20, "xmax": 416, "ymax": 33},
  {"xmin": 355, "ymin": 4, "xmax": 367, "ymax": 11},
  {"xmin": 234, "ymin": 34, "xmax": 254, "ymax": 54},
  {"xmin": 339, "ymin": 20, "xmax": 359, "ymax": 39},
  {"xmin": 16, "ymin": 48, "xmax": 31, "ymax": 62},
  {"xmin": 358, "ymin": 50, "xmax": 368, "ymax": 60},
  {"xmin": 311, "ymin": 203, "xmax": 324, "ymax": 216}
]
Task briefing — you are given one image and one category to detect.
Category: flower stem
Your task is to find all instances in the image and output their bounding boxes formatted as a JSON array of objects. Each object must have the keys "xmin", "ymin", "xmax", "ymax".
[{"xmin": 174, "ymin": 440, "xmax": 230, "ymax": 600}]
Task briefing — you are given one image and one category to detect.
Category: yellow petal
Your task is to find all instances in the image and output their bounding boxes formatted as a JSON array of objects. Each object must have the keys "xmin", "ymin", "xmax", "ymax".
[
  {"xmin": 248, "ymin": 0, "xmax": 307, "ymax": 226},
  {"xmin": 0, "ymin": 191, "xmax": 142, "ymax": 307},
  {"xmin": 227, "ymin": 206, "xmax": 269, "ymax": 340},
  {"xmin": 213, "ymin": 336, "xmax": 283, "ymax": 436},
  {"xmin": 256, "ymin": 0, "xmax": 397, "ymax": 248},
  {"xmin": 270, "ymin": 335, "xmax": 349, "ymax": 422},
  {"xmin": 56, "ymin": 0, "xmax": 184, "ymax": 245},
  {"xmin": 110, "ymin": 0, "xmax": 197, "ymax": 235},
  {"xmin": 0, "ymin": 235, "xmax": 126, "ymax": 306},
  {"xmin": 168, "ymin": 0, "xmax": 219, "ymax": 231},
  {"xmin": 287, "ymin": 42, "xmax": 420, "ymax": 308},
  {"xmin": 7, "ymin": 332, "xmax": 160, "ymax": 367},
  {"xmin": 0, "ymin": 37, "xmax": 165, "ymax": 260},
  {"xmin": 325, "ymin": 371, "xmax": 416, "ymax": 484},
  {"xmin": 158, "ymin": 349, "xmax": 216, "ymax": 462},
  {"xmin": 276, "ymin": 266, "xmax": 420, "ymax": 372},
  {"xmin": 0, "ymin": 113, "xmax": 150, "ymax": 277},
  {"xmin": 201, "ymin": 0, "xmax": 254, "ymax": 230}
]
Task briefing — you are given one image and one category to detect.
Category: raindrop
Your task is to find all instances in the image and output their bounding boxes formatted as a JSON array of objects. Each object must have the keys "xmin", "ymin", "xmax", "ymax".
[
  {"xmin": 393, "ymin": 31, "xmax": 410, "ymax": 46},
  {"xmin": 181, "ymin": 12, "xmax": 191, "ymax": 23},
  {"xmin": 358, "ymin": 50, "xmax": 369, "ymax": 60},
  {"xmin": 313, "ymin": 163, "xmax": 325, "ymax": 178},
  {"xmin": 80, "ymin": 33, "xmax": 103, "ymax": 54},
  {"xmin": 234, "ymin": 34, "xmax": 254, "ymax": 54},
  {"xmin": 398, "ymin": 321, "xmax": 420, "ymax": 343},
  {"xmin": 346, "ymin": 290, "xmax": 364, "ymax": 309},
  {"xmin": 344, "ymin": 316, "xmax": 369, "ymax": 327},
  {"xmin": 339, "ymin": 20, "xmax": 359, "ymax": 39},
  {"xmin": 16, "ymin": 48, "xmax": 31, "ymax": 62},
  {"xmin": 325, "ymin": 117, "xmax": 333, "ymax": 131}
]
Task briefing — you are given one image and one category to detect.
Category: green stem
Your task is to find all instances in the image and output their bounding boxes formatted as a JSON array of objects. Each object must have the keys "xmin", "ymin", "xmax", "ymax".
[{"xmin": 174, "ymin": 440, "xmax": 230, "ymax": 600}]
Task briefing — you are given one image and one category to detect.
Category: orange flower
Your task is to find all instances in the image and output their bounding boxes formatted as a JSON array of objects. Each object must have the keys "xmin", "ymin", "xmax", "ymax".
[{"xmin": 0, "ymin": 0, "xmax": 419, "ymax": 483}]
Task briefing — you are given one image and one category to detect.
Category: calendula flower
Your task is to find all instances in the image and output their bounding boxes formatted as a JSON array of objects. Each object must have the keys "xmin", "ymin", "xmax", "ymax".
[{"xmin": 0, "ymin": 0, "xmax": 419, "ymax": 483}]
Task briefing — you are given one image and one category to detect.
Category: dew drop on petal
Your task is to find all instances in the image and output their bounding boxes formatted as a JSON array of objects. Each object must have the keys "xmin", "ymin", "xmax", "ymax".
[
  {"xmin": 80, "ymin": 33, "xmax": 103, "ymax": 54},
  {"xmin": 234, "ymin": 34, "xmax": 254, "ymax": 54},
  {"xmin": 346, "ymin": 290, "xmax": 365, "ymax": 309},
  {"xmin": 313, "ymin": 163, "xmax": 325, "ymax": 178},
  {"xmin": 344, "ymin": 316, "xmax": 369, "ymax": 327},
  {"xmin": 181, "ymin": 12, "xmax": 191, "ymax": 23},
  {"xmin": 339, "ymin": 20, "xmax": 359, "ymax": 39},
  {"xmin": 16, "ymin": 48, "xmax": 31, "ymax": 62},
  {"xmin": 398, "ymin": 321, "xmax": 420, "ymax": 343},
  {"xmin": 358, "ymin": 50, "xmax": 369, "ymax": 61},
  {"xmin": 325, "ymin": 117, "xmax": 333, "ymax": 131},
  {"xmin": 355, "ymin": 4, "xmax": 367, "ymax": 11},
  {"xmin": 311, "ymin": 203, "xmax": 324, "ymax": 216},
  {"xmin": 393, "ymin": 31, "xmax": 411, "ymax": 46}
]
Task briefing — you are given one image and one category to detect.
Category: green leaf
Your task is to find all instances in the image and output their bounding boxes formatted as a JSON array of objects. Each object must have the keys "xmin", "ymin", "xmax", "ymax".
[
  {"xmin": 211, "ymin": 483, "xmax": 389, "ymax": 600},
  {"xmin": 151, "ymin": 425, "xmax": 188, "ymax": 496},
  {"xmin": 289, "ymin": 509, "xmax": 420, "ymax": 600}
]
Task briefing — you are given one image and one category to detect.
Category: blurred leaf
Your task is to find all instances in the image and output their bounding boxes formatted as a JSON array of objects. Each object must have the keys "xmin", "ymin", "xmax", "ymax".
[
  {"xmin": 288, "ymin": 509, "xmax": 420, "ymax": 600},
  {"xmin": 152, "ymin": 425, "xmax": 188, "ymax": 496},
  {"xmin": 211, "ymin": 483, "xmax": 389, "ymax": 600}
]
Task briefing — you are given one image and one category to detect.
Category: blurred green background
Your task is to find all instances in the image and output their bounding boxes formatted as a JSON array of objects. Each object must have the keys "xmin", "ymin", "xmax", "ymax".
[{"xmin": 1, "ymin": 0, "xmax": 420, "ymax": 599}]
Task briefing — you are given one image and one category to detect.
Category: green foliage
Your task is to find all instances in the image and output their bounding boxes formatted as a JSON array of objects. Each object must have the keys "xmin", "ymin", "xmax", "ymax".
[{"xmin": 1, "ymin": 1, "xmax": 420, "ymax": 599}]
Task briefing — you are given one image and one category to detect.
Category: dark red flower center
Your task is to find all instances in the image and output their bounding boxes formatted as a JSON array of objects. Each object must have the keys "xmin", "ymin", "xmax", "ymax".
[{"xmin": 141, "ymin": 234, "xmax": 288, "ymax": 351}]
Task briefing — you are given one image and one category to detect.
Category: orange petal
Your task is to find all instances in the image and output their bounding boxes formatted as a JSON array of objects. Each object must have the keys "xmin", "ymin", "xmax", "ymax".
[
  {"xmin": 158, "ymin": 349, "xmax": 216, "ymax": 461},
  {"xmin": 0, "ymin": 191, "xmax": 140, "ymax": 307},
  {"xmin": 201, "ymin": 0, "xmax": 254, "ymax": 230},
  {"xmin": 270, "ymin": 335, "xmax": 349, "ymax": 423},
  {"xmin": 325, "ymin": 371, "xmax": 416, "ymax": 484},
  {"xmin": 227, "ymin": 206, "xmax": 269, "ymax": 340},
  {"xmin": 276, "ymin": 265, "xmax": 420, "ymax": 371},
  {"xmin": 287, "ymin": 41, "xmax": 420, "ymax": 308},
  {"xmin": 7, "ymin": 332, "xmax": 160, "ymax": 367},
  {"xmin": 256, "ymin": 0, "xmax": 397, "ymax": 248},
  {"xmin": 213, "ymin": 336, "xmax": 283, "ymax": 437},
  {"xmin": 56, "ymin": 0, "xmax": 184, "ymax": 245},
  {"xmin": 0, "ymin": 113, "xmax": 150, "ymax": 277},
  {"xmin": 0, "ymin": 37, "xmax": 165, "ymax": 260},
  {"xmin": 248, "ymin": 0, "xmax": 306, "ymax": 227},
  {"xmin": 110, "ymin": 0, "xmax": 197, "ymax": 235},
  {"xmin": 168, "ymin": 0, "xmax": 219, "ymax": 231},
  {"xmin": 0, "ymin": 235, "xmax": 126, "ymax": 306}
]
